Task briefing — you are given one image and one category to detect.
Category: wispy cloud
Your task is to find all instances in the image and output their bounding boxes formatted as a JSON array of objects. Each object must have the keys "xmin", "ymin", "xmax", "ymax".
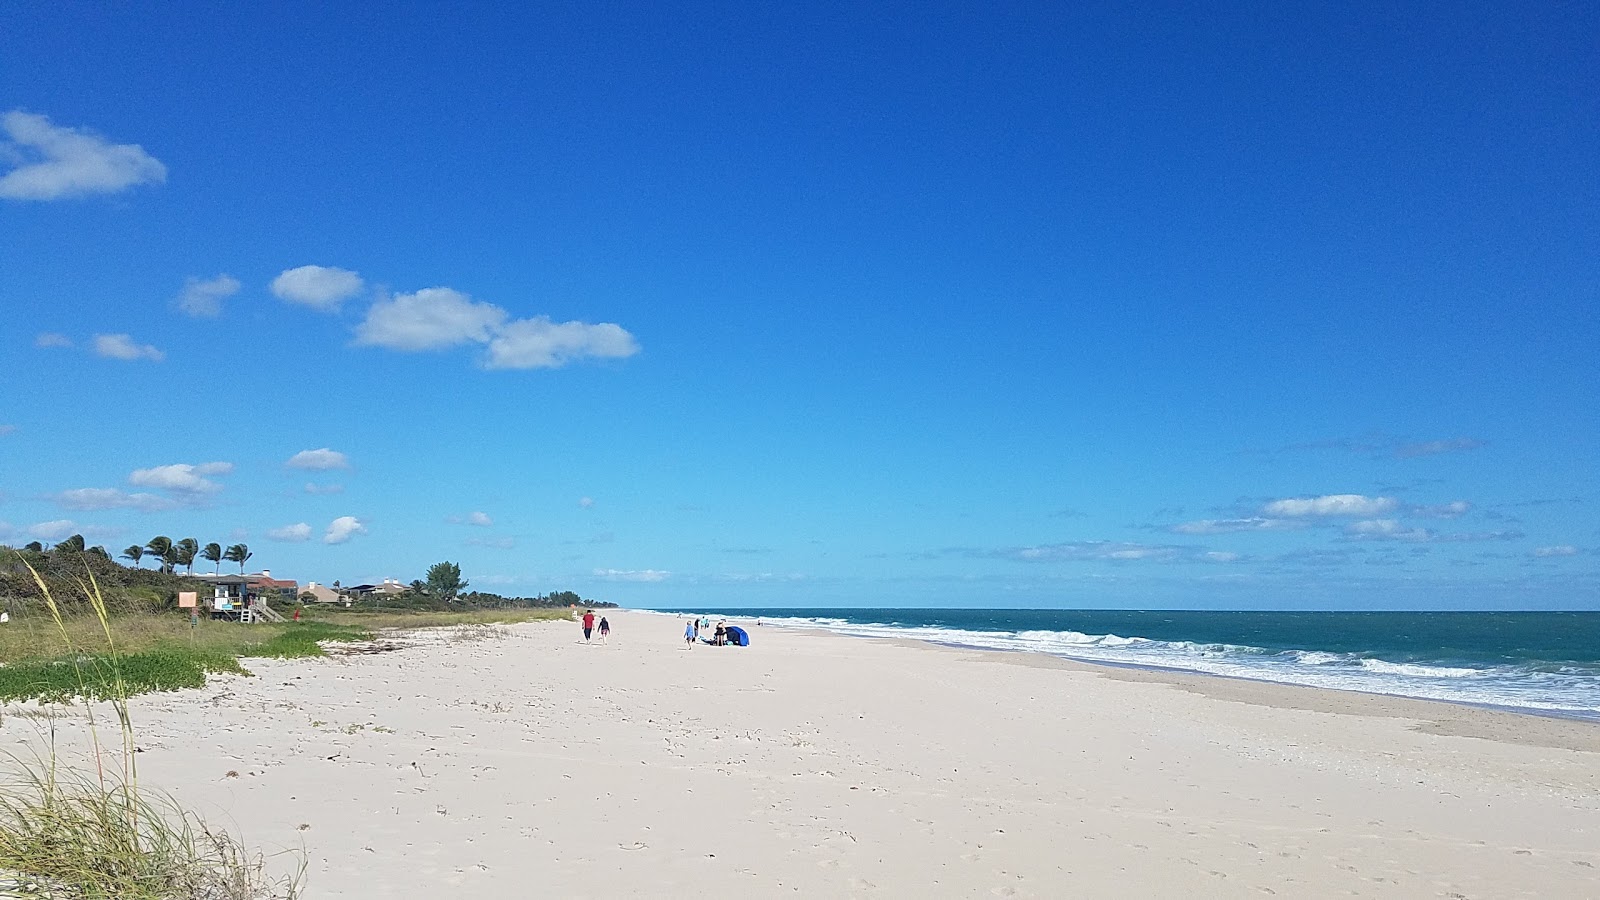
[
  {"xmin": 999, "ymin": 541, "xmax": 1194, "ymax": 563},
  {"xmin": 1409, "ymin": 500, "xmax": 1471, "ymax": 519},
  {"xmin": 0, "ymin": 110, "xmax": 166, "ymax": 201},
  {"xmin": 593, "ymin": 568, "xmax": 670, "ymax": 582},
  {"xmin": 93, "ymin": 333, "xmax": 164, "ymax": 362},
  {"xmin": 54, "ymin": 488, "xmax": 174, "ymax": 512},
  {"xmin": 1168, "ymin": 517, "xmax": 1300, "ymax": 535},
  {"xmin": 324, "ymin": 516, "xmax": 366, "ymax": 544},
  {"xmin": 271, "ymin": 265, "xmax": 364, "ymax": 312},
  {"xmin": 353, "ymin": 287, "xmax": 640, "ymax": 370},
  {"xmin": 267, "ymin": 522, "xmax": 313, "ymax": 542},
  {"xmin": 1532, "ymin": 545, "xmax": 1579, "ymax": 558},
  {"xmin": 285, "ymin": 448, "xmax": 350, "ymax": 470},
  {"xmin": 0, "ymin": 424, "xmax": 15, "ymax": 437},
  {"xmin": 303, "ymin": 482, "xmax": 345, "ymax": 495},
  {"xmin": 1262, "ymin": 494, "xmax": 1397, "ymax": 518},
  {"xmin": 1395, "ymin": 437, "xmax": 1485, "ymax": 459},
  {"xmin": 467, "ymin": 536, "xmax": 516, "ymax": 549},
  {"xmin": 175, "ymin": 274, "xmax": 240, "ymax": 318},
  {"xmin": 447, "ymin": 511, "xmax": 493, "ymax": 527},
  {"xmin": 1343, "ymin": 519, "xmax": 1521, "ymax": 543},
  {"xmin": 27, "ymin": 519, "xmax": 77, "ymax": 541},
  {"xmin": 1278, "ymin": 434, "xmax": 1486, "ymax": 460},
  {"xmin": 578, "ymin": 497, "xmax": 595, "ymax": 509},
  {"xmin": 34, "ymin": 332, "xmax": 71, "ymax": 349}
]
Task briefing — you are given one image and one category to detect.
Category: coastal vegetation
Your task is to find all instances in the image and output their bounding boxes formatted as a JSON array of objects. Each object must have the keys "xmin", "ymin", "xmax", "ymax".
[
  {"xmin": 0, "ymin": 559, "xmax": 300, "ymax": 898},
  {"xmin": 0, "ymin": 542, "xmax": 600, "ymax": 705}
]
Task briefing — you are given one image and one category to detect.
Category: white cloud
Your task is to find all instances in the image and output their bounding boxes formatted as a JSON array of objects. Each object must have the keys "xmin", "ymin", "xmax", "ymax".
[
  {"xmin": 286, "ymin": 448, "xmax": 350, "ymax": 470},
  {"xmin": 272, "ymin": 265, "xmax": 364, "ymax": 312},
  {"xmin": 1003, "ymin": 541, "xmax": 1189, "ymax": 562},
  {"xmin": 0, "ymin": 111, "xmax": 166, "ymax": 201},
  {"xmin": 1411, "ymin": 500, "xmax": 1472, "ymax": 519},
  {"xmin": 1344, "ymin": 519, "xmax": 1434, "ymax": 542},
  {"xmin": 267, "ymin": 522, "xmax": 313, "ymax": 542},
  {"xmin": 593, "ymin": 568, "xmax": 670, "ymax": 582},
  {"xmin": 578, "ymin": 497, "xmax": 595, "ymax": 509},
  {"xmin": 484, "ymin": 317, "xmax": 640, "ymax": 369},
  {"xmin": 35, "ymin": 332, "xmax": 72, "ymax": 348},
  {"xmin": 1262, "ymin": 494, "xmax": 1397, "ymax": 518},
  {"xmin": 467, "ymin": 536, "xmax": 516, "ymax": 549},
  {"xmin": 0, "ymin": 424, "xmax": 14, "ymax": 437},
  {"xmin": 1532, "ymin": 545, "xmax": 1579, "ymax": 558},
  {"xmin": 447, "ymin": 511, "xmax": 493, "ymax": 527},
  {"xmin": 93, "ymin": 333, "xmax": 164, "ymax": 362},
  {"xmin": 55, "ymin": 488, "xmax": 174, "ymax": 512},
  {"xmin": 1170, "ymin": 517, "xmax": 1297, "ymax": 535},
  {"xmin": 128, "ymin": 461, "xmax": 232, "ymax": 494},
  {"xmin": 351, "ymin": 286, "xmax": 640, "ymax": 370},
  {"xmin": 27, "ymin": 519, "xmax": 77, "ymax": 541},
  {"xmin": 324, "ymin": 516, "xmax": 367, "ymax": 544},
  {"xmin": 355, "ymin": 288, "xmax": 506, "ymax": 351},
  {"xmin": 175, "ymin": 274, "xmax": 240, "ymax": 318},
  {"xmin": 1395, "ymin": 437, "xmax": 1484, "ymax": 458},
  {"xmin": 304, "ymin": 482, "xmax": 344, "ymax": 495}
]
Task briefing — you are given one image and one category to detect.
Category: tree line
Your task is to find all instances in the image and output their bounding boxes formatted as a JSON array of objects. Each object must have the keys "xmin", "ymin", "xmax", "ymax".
[{"xmin": 118, "ymin": 537, "xmax": 253, "ymax": 575}]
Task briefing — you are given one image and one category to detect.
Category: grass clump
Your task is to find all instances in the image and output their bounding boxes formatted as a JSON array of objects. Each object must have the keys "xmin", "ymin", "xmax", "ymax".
[
  {"xmin": 246, "ymin": 623, "xmax": 370, "ymax": 659},
  {"xmin": 0, "ymin": 650, "xmax": 245, "ymax": 705},
  {"xmin": 0, "ymin": 766, "xmax": 298, "ymax": 899}
]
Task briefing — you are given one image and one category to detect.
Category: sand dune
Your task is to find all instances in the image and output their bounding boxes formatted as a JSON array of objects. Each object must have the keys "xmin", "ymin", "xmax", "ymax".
[{"xmin": 5, "ymin": 610, "xmax": 1598, "ymax": 898}]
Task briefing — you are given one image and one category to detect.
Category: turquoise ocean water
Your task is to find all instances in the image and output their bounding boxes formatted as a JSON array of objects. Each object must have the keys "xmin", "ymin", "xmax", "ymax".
[{"xmin": 648, "ymin": 608, "xmax": 1600, "ymax": 721}]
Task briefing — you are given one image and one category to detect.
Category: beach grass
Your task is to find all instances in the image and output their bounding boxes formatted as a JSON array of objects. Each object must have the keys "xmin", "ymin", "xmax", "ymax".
[{"xmin": 0, "ymin": 554, "xmax": 301, "ymax": 898}]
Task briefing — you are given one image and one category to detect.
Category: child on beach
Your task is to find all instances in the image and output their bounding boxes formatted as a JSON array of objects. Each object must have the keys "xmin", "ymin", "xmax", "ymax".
[{"xmin": 599, "ymin": 616, "xmax": 610, "ymax": 643}]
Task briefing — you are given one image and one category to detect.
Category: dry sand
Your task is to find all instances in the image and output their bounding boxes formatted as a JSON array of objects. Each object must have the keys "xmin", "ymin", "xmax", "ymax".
[{"xmin": 4, "ymin": 610, "xmax": 1599, "ymax": 898}]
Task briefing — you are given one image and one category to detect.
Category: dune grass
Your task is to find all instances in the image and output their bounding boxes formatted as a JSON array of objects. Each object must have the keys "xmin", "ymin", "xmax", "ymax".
[{"xmin": 0, "ymin": 554, "xmax": 301, "ymax": 898}]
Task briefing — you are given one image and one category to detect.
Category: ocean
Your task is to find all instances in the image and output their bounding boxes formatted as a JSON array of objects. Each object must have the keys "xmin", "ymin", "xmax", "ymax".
[{"xmin": 647, "ymin": 608, "xmax": 1600, "ymax": 721}]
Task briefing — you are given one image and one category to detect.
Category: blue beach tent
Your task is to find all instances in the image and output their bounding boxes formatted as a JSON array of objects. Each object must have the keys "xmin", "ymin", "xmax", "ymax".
[{"xmin": 726, "ymin": 626, "xmax": 750, "ymax": 647}]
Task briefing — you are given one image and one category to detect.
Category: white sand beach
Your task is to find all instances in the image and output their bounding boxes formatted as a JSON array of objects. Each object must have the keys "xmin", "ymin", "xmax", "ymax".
[{"xmin": 5, "ymin": 611, "xmax": 1598, "ymax": 898}]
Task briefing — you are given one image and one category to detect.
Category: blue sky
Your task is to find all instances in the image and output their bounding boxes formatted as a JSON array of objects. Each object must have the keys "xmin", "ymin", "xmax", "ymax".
[{"xmin": 2, "ymin": 1, "xmax": 1595, "ymax": 609}]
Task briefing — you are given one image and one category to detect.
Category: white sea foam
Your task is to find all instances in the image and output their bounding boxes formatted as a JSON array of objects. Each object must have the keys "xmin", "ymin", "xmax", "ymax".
[{"xmin": 749, "ymin": 614, "xmax": 1600, "ymax": 719}]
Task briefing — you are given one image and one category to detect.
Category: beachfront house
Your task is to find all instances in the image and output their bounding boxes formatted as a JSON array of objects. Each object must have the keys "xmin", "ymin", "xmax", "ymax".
[
  {"xmin": 344, "ymin": 578, "xmax": 408, "ymax": 599},
  {"xmin": 301, "ymin": 581, "xmax": 341, "ymax": 604},
  {"xmin": 247, "ymin": 570, "xmax": 299, "ymax": 602}
]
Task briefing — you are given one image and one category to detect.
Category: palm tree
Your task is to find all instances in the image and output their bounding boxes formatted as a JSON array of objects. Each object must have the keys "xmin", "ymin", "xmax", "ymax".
[
  {"xmin": 201, "ymin": 542, "xmax": 223, "ymax": 573},
  {"xmin": 175, "ymin": 538, "xmax": 199, "ymax": 574},
  {"xmin": 146, "ymin": 536, "xmax": 174, "ymax": 574},
  {"xmin": 54, "ymin": 534, "xmax": 86, "ymax": 553},
  {"xmin": 224, "ymin": 543, "xmax": 253, "ymax": 574},
  {"xmin": 121, "ymin": 545, "xmax": 144, "ymax": 568}
]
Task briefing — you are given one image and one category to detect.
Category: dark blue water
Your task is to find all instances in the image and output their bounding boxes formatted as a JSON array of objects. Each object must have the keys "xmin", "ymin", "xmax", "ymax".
[{"xmin": 648, "ymin": 608, "xmax": 1600, "ymax": 718}]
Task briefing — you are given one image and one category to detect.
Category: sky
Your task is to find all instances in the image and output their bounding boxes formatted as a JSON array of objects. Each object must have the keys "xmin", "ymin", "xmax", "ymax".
[{"xmin": 2, "ymin": 1, "xmax": 1596, "ymax": 610}]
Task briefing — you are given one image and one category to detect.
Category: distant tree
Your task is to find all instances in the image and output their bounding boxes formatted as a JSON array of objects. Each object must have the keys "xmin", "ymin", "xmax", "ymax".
[
  {"xmin": 175, "ymin": 538, "xmax": 199, "ymax": 574},
  {"xmin": 121, "ymin": 545, "xmax": 144, "ymax": 568},
  {"xmin": 146, "ymin": 536, "xmax": 174, "ymax": 573},
  {"xmin": 86, "ymin": 545, "xmax": 110, "ymax": 559},
  {"xmin": 424, "ymin": 561, "xmax": 467, "ymax": 600},
  {"xmin": 23, "ymin": 542, "xmax": 43, "ymax": 553},
  {"xmin": 54, "ymin": 534, "xmax": 86, "ymax": 553},
  {"xmin": 201, "ymin": 542, "xmax": 223, "ymax": 573},
  {"xmin": 224, "ymin": 543, "xmax": 253, "ymax": 574}
]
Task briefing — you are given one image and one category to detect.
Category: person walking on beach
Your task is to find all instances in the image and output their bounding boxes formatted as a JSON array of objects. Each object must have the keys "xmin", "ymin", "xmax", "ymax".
[
  {"xmin": 581, "ymin": 609, "xmax": 596, "ymax": 642},
  {"xmin": 685, "ymin": 619, "xmax": 696, "ymax": 647},
  {"xmin": 598, "ymin": 616, "xmax": 610, "ymax": 643}
]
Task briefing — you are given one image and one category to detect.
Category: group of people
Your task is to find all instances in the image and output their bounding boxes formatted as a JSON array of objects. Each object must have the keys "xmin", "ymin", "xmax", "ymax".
[
  {"xmin": 683, "ymin": 617, "xmax": 734, "ymax": 646},
  {"xmin": 579, "ymin": 609, "xmax": 611, "ymax": 643}
]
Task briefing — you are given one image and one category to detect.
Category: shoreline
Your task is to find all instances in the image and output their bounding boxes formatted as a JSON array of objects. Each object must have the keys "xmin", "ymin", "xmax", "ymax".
[
  {"xmin": 5, "ymin": 610, "xmax": 1598, "ymax": 897},
  {"xmin": 636, "ymin": 608, "xmax": 1600, "ymax": 732}
]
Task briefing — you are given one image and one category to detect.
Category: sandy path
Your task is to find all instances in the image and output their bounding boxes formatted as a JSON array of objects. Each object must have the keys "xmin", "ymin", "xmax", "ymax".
[{"xmin": 4, "ymin": 611, "xmax": 1598, "ymax": 898}]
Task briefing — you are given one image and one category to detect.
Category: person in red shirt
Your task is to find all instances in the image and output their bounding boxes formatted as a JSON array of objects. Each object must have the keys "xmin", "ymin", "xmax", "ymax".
[{"xmin": 581, "ymin": 610, "xmax": 595, "ymax": 642}]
